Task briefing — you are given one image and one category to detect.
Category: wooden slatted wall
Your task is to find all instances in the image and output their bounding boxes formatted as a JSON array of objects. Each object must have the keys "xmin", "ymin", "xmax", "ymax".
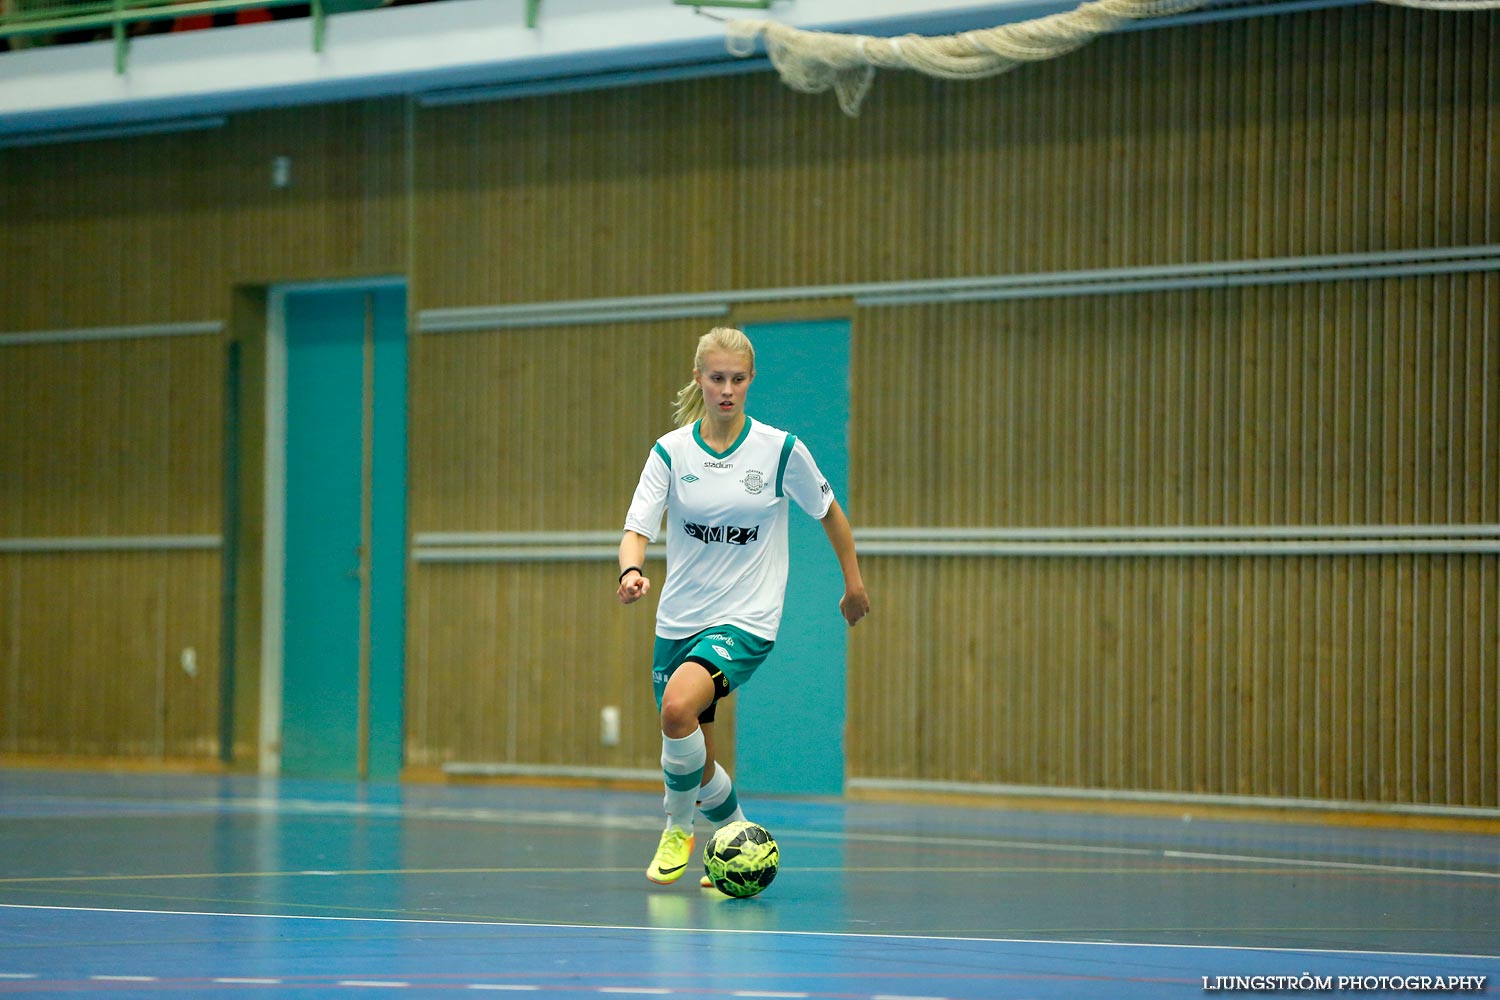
[
  {"xmin": 0, "ymin": 337, "xmax": 225, "ymax": 757},
  {"xmin": 404, "ymin": 321, "xmax": 701, "ymax": 770},
  {"xmin": 0, "ymin": 5, "xmax": 1495, "ymax": 807},
  {"xmin": 404, "ymin": 8, "xmax": 1499, "ymax": 805},
  {"xmin": 0, "ymin": 101, "xmax": 407, "ymax": 761},
  {"xmin": 848, "ymin": 282, "xmax": 1498, "ymax": 806}
]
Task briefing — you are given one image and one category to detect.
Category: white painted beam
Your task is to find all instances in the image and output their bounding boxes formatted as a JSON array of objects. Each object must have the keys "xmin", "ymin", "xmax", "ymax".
[{"xmin": 0, "ymin": 0, "xmax": 1070, "ymax": 134}]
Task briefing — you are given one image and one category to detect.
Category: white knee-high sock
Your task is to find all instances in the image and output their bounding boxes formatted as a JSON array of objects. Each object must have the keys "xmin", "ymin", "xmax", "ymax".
[
  {"xmin": 660, "ymin": 729, "xmax": 706, "ymax": 832},
  {"xmin": 696, "ymin": 763, "xmax": 746, "ymax": 827}
]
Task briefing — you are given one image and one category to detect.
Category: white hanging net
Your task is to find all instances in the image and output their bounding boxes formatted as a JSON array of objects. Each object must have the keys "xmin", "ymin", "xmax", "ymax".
[{"xmin": 725, "ymin": 0, "xmax": 1500, "ymax": 116}]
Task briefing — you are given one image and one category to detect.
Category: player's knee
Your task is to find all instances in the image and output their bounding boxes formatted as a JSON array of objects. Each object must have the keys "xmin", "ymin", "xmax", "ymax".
[{"xmin": 659, "ymin": 692, "xmax": 703, "ymax": 736}]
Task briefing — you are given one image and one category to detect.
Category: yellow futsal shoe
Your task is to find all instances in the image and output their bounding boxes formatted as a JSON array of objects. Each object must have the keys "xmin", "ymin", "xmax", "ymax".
[{"xmin": 646, "ymin": 827, "xmax": 695, "ymax": 884}]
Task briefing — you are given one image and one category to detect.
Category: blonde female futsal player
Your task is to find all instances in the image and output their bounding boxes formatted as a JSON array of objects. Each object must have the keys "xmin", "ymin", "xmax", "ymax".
[{"xmin": 616, "ymin": 326, "xmax": 871, "ymax": 885}]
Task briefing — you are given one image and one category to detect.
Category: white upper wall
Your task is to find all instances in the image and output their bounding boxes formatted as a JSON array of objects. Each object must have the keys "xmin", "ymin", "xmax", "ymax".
[{"xmin": 0, "ymin": 0, "xmax": 1079, "ymax": 136}]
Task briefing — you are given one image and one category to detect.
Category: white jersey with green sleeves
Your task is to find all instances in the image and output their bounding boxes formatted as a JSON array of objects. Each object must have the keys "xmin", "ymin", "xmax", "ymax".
[{"xmin": 624, "ymin": 416, "xmax": 835, "ymax": 642}]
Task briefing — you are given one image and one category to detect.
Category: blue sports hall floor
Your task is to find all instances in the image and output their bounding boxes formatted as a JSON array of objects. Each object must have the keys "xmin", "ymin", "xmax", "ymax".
[{"xmin": 0, "ymin": 768, "xmax": 1495, "ymax": 998}]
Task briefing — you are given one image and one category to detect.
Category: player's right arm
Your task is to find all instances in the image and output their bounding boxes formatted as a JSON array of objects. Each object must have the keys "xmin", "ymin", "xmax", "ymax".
[
  {"xmin": 617, "ymin": 530, "xmax": 651, "ymax": 604},
  {"xmin": 619, "ymin": 443, "xmax": 670, "ymax": 605}
]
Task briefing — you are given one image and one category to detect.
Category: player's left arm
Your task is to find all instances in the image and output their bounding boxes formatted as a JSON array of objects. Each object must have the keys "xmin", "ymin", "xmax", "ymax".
[{"xmin": 820, "ymin": 499, "xmax": 870, "ymax": 627}]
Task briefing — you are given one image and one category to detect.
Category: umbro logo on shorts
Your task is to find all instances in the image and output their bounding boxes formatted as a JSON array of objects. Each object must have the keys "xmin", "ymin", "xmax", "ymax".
[{"xmin": 712, "ymin": 645, "xmax": 732, "ymax": 661}]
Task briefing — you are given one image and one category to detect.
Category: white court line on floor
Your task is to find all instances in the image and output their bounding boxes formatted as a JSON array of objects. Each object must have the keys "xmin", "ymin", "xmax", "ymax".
[
  {"xmin": 11, "ymin": 791, "xmax": 1500, "ymax": 881},
  {"xmin": 466, "ymin": 987, "xmax": 541, "ymax": 992},
  {"xmin": 1163, "ymin": 850, "xmax": 1500, "ymax": 879},
  {"xmin": 0, "ymin": 902, "xmax": 1495, "ymax": 962},
  {"xmin": 5, "ymin": 792, "xmax": 1496, "ymax": 884},
  {"xmin": 88, "ymin": 975, "xmax": 157, "ymax": 982},
  {"xmin": 0, "ymin": 977, "xmax": 960, "ymax": 1000}
]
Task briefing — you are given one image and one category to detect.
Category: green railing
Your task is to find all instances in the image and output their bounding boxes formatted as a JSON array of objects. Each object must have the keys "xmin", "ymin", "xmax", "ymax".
[
  {"xmin": 2, "ymin": 0, "xmax": 326, "ymax": 72},
  {"xmin": 0, "ymin": 0, "xmax": 550, "ymax": 73}
]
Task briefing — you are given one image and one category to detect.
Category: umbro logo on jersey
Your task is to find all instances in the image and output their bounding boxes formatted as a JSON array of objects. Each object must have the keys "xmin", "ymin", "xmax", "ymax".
[{"xmin": 681, "ymin": 474, "xmax": 700, "ymax": 483}]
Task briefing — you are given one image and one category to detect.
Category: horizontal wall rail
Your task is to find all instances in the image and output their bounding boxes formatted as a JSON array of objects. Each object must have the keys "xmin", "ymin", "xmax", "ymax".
[
  {"xmin": 858, "ymin": 524, "xmax": 1500, "ymax": 557},
  {"xmin": 418, "ymin": 245, "xmax": 1500, "ymax": 332},
  {"xmin": 0, "ymin": 535, "xmax": 222, "ymax": 553},
  {"xmin": 417, "ymin": 56, "xmax": 776, "ymax": 109},
  {"xmin": 413, "ymin": 545, "xmax": 667, "ymax": 563},
  {"xmin": 415, "ymin": 531, "xmax": 636, "ymax": 546},
  {"xmin": 857, "ymin": 525, "xmax": 1500, "ymax": 540},
  {"xmin": 848, "ymin": 778, "xmax": 1500, "ymax": 821},
  {"xmin": 441, "ymin": 762, "xmax": 659, "ymax": 782},
  {"xmin": 0, "ymin": 322, "xmax": 223, "ymax": 346},
  {"xmin": 412, "ymin": 533, "xmax": 665, "ymax": 563},
  {"xmin": 0, "ymin": 117, "xmax": 228, "ymax": 151},
  {"xmin": 856, "ymin": 539, "xmax": 1500, "ymax": 557},
  {"xmin": 411, "ymin": 525, "xmax": 1500, "ymax": 562}
]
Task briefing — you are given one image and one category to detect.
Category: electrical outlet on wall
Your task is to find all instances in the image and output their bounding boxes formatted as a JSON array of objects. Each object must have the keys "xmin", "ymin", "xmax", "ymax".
[{"xmin": 600, "ymin": 706, "xmax": 620, "ymax": 747}]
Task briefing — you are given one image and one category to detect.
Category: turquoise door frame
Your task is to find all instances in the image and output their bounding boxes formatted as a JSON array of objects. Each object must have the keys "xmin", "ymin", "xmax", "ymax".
[
  {"xmin": 277, "ymin": 284, "xmax": 407, "ymax": 781},
  {"xmin": 733, "ymin": 319, "xmax": 851, "ymax": 797}
]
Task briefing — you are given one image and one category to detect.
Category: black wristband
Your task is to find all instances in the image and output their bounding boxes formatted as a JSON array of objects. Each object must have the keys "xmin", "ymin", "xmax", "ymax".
[{"xmin": 618, "ymin": 565, "xmax": 643, "ymax": 583}]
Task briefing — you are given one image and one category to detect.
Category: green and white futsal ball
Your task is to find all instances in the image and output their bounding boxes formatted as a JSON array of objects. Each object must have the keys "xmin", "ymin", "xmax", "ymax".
[{"xmin": 703, "ymin": 820, "xmax": 779, "ymax": 898}]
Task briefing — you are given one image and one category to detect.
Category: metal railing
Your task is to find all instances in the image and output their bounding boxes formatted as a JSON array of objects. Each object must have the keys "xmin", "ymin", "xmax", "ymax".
[
  {"xmin": 0, "ymin": 0, "xmax": 327, "ymax": 72},
  {"xmin": 0, "ymin": 0, "xmax": 543, "ymax": 74}
]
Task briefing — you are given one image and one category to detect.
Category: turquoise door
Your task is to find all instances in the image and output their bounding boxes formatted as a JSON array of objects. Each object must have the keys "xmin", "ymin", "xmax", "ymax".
[
  {"xmin": 280, "ymin": 286, "xmax": 407, "ymax": 781},
  {"xmin": 735, "ymin": 319, "xmax": 852, "ymax": 796}
]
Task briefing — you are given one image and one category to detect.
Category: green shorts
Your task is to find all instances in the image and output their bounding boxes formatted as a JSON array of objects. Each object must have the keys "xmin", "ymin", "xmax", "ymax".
[{"xmin": 652, "ymin": 624, "xmax": 775, "ymax": 724}]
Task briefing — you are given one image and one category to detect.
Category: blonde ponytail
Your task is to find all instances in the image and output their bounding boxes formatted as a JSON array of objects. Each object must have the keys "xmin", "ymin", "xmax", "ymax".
[
  {"xmin": 671, "ymin": 326, "xmax": 756, "ymax": 427},
  {"xmin": 672, "ymin": 378, "xmax": 706, "ymax": 428}
]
